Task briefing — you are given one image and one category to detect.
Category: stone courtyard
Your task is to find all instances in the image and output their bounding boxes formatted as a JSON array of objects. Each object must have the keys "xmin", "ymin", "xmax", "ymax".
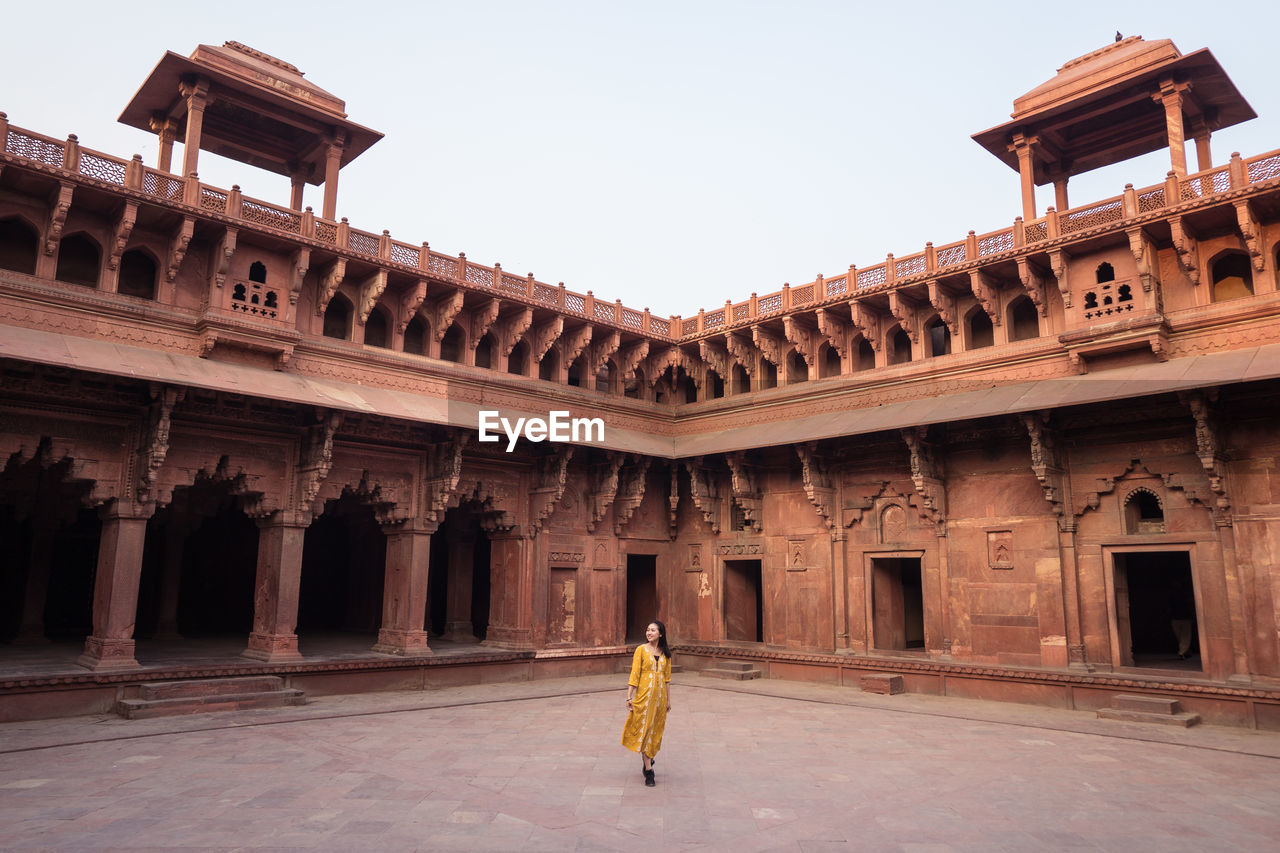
[{"xmin": 2, "ymin": 676, "xmax": 1278, "ymax": 851}]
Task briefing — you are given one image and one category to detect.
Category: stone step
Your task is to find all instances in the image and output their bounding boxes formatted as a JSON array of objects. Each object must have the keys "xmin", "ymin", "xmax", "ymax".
[
  {"xmin": 860, "ymin": 673, "xmax": 905, "ymax": 695},
  {"xmin": 1110, "ymin": 694, "xmax": 1184, "ymax": 714},
  {"xmin": 116, "ymin": 688, "xmax": 305, "ymax": 720},
  {"xmin": 137, "ymin": 676, "xmax": 286, "ymax": 701},
  {"xmin": 702, "ymin": 662, "xmax": 761, "ymax": 681},
  {"xmin": 1096, "ymin": 707, "xmax": 1201, "ymax": 727}
]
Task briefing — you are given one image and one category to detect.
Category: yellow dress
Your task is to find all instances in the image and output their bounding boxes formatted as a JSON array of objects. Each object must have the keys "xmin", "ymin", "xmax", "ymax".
[{"xmin": 621, "ymin": 644, "xmax": 671, "ymax": 758}]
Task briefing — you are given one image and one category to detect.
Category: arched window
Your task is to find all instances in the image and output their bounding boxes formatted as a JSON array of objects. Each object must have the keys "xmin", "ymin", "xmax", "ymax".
[
  {"xmin": 680, "ymin": 368, "xmax": 698, "ymax": 403},
  {"xmin": 787, "ymin": 350, "xmax": 808, "ymax": 383},
  {"xmin": 474, "ymin": 332, "xmax": 495, "ymax": 369},
  {"xmin": 55, "ymin": 233, "xmax": 100, "ymax": 287},
  {"xmin": 706, "ymin": 369, "xmax": 724, "ymax": 399},
  {"xmin": 364, "ymin": 307, "xmax": 390, "ymax": 349},
  {"xmin": 820, "ymin": 343, "xmax": 841, "ymax": 378},
  {"xmin": 1211, "ymin": 252, "xmax": 1253, "ymax": 302},
  {"xmin": 323, "ymin": 294, "xmax": 352, "ymax": 340},
  {"xmin": 1095, "ymin": 262, "xmax": 1115, "ymax": 283},
  {"xmin": 888, "ymin": 327, "xmax": 912, "ymax": 365},
  {"xmin": 1124, "ymin": 489, "xmax": 1166, "ymax": 535},
  {"xmin": 539, "ymin": 348, "xmax": 559, "ymax": 381},
  {"xmin": 732, "ymin": 364, "xmax": 750, "ymax": 394},
  {"xmin": 508, "ymin": 339, "xmax": 529, "ymax": 375},
  {"xmin": 403, "ymin": 315, "xmax": 428, "ymax": 355},
  {"xmin": 966, "ymin": 308, "xmax": 994, "ymax": 349},
  {"xmin": 759, "ymin": 360, "xmax": 777, "ymax": 390},
  {"xmin": 248, "ymin": 261, "xmax": 267, "ymax": 283},
  {"xmin": 0, "ymin": 218, "xmax": 39, "ymax": 274},
  {"xmin": 924, "ymin": 316, "xmax": 950, "ymax": 357},
  {"xmin": 1008, "ymin": 296, "xmax": 1040, "ymax": 342},
  {"xmin": 440, "ymin": 324, "xmax": 465, "ymax": 363},
  {"xmin": 856, "ymin": 338, "xmax": 876, "ymax": 371},
  {"xmin": 118, "ymin": 249, "xmax": 157, "ymax": 299}
]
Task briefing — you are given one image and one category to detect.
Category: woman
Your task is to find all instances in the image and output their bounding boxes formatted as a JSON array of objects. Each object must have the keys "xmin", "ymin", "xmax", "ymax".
[{"xmin": 621, "ymin": 620, "xmax": 672, "ymax": 787}]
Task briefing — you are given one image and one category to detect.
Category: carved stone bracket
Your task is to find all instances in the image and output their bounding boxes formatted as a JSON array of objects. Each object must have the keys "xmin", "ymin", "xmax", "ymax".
[
  {"xmin": 699, "ymin": 339, "xmax": 732, "ymax": 382},
  {"xmin": 926, "ymin": 280, "xmax": 959, "ymax": 333},
  {"xmin": 723, "ymin": 333, "xmax": 759, "ymax": 376},
  {"xmin": 135, "ymin": 385, "xmax": 185, "ymax": 505},
  {"xmin": 725, "ymin": 451, "xmax": 762, "ymax": 532},
  {"xmin": 399, "ymin": 279, "xmax": 428, "ymax": 333},
  {"xmin": 782, "ymin": 316, "xmax": 821, "ymax": 369},
  {"xmin": 795, "ymin": 442, "xmax": 836, "ymax": 530},
  {"xmin": 560, "ymin": 323, "xmax": 594, "ymax": 373},
  {"xmin": 1014, "ymin": 258, "xmax": 1049, "ymax": 317},
  {"xmin": 357, "ymin": 269, "xmax": 388, "ymax": 324},
  {"xmin": 751, "ymin": 324, "xmax": 786, "ymax": 369},
  {"xmin": 342, "ymin": 470, "xmax": 410, "ymax": 527},
  {"xmin": 816, "ymin": 307, "xmax": 852, "ymax": 362},
  {"xmin": 108, "ymin": 200, "xmax": 138, "ymax": 271},
  {"xmin": 584, "ymin": 329, "xmax": 621, "ymax": 377},
  {"xmin": 529, "ymin": 315, "xmax": 564, "ymax": 364},
  {"xmin": 613, "ymin": 456, "xmax": 651, "ymax": 535},
  {"xmin": 1169, "ymin": 216, "xmax": 1200, "ymax": 285},
  {"xmin": 44, "ymin": 182, "xmax": 74, "ymax": 256},
  {"xmin": 668, "ymin": 464, "xmax": 680, "ymax": 539},
  {"xmin": 1126, "ymin": 226, "xmax": 1160, "ymax": 294},
  {"xmin": 1183, "ymin": 390, "xmax": 1231, "ymax": 526},
  {"xmin": 1234, "ymin": 199, "xmax": 1264, "ymax": 271},
  {"xmin": 968, "ymin": 269, "xmax": 1000, "ymax": 326},
  {"xmin": 289, "ymin": 248, "xmax": 310, "ymax": 308},
  {"xmin": 586, "ymin": 451, "xmax": 624, "ymax": 533},
  {"xmin": 616, "ymin": 339, "xmax": 649, "ymax": 380},
  {"xmin": 1020, "ymin": 410, "xmax": 1069, "ymax": 529},
  {"xmin": 316, "ymin": 258, "xmax": 346, "ymax": 315},
  {"xmin": 208, "ymin": 227, "xmax": 237, "ymax": 293},
  {"xmin": 166, "ymin": 216, "xmax": 195, "ymax": 282},
  {"xmin": 490, "ymin": 306, "xmax": 534, "ymax": 358},
  {"xmin": 849, "ymin": 300, "xmax": 881, "ymax": 351},
  {"xmin": 530, "ymin": 445, "xmax": 574, "ymax": 534},
  {"xmin": 901, "ymin": 426, "xmax": 945, "ymax": 530},
  {"xmin": 683, "ymin": 458, "xmax": 722, "ymax": 534},
  {"xmin": 842, "ymin": 480, "xmax": 891, "ymax": 528},
  {"xmin": 297, "ymin": 409, "xmax": 342, "ymax": 519},
  {"xmin": 1048, "ymin": 248, "xmax": 1070, "ymax": 308},
  {"xmin": 427, "ymin": 290, "xmax": 465, "ymax": 344},
  {"xmin": 467, "ymin": 298, "xmax": 501, "ymax": 345},
  {"xmin": 646, "ymin": 345, "xmax": 697, "ymax": 388},
  {"xmin": 888, "ymin": 290, "xmax": 919, "ymax": 343},
  {"xmin": 423, "ymin": 433, "xmax": 467, "ymax": 525}
]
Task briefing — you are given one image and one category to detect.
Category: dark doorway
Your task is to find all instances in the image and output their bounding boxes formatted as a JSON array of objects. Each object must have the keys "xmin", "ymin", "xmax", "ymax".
[
  {"xmin": 724, "ymin": 559, "xmax": 763, "ymax": 642},
  {"xmin": 871, "ymin": 557, "xmax": 924, "ymax": 651},
  {"xmin": 428, "ymin": 507, "xmax": 490, "ymax": 642},
  {"xmin": 1114, "ymin": 551, "xmax": 1199, "ymax": 669},
  {"xmin": 626, "ymin": 554, "xmax": 658, "ymax": 643},
  {"xmin": 299, "ymin": 498, "xmax": 385, "ymax": 638}
]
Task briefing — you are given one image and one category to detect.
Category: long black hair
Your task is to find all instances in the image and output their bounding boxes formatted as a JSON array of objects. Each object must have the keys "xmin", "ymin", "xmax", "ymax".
[{"xmin": 649, "ymin": 620, "xmax": 672, "ymax": 660}]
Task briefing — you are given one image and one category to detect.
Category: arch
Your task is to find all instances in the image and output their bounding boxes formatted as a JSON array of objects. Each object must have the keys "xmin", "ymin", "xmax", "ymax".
[
  {"xmin": 0, "ymin": 216, "xmax": 39, "ymax": 275},
  {"xmin": 596, "ymin": 360, "xmax": 616, "ymax": 394},
  {"xmin": 1124, "ymin": 487, "xmax": 1166, "ymax": 535},
  {"xmin": 625, "ymin": 367, "xmax": 644, "ymax": 399},
  {"xmin": 855, "ymin": 337, "xmax": 876, "ymax": 371},
  {"xmin": 403, "ymin": 314, "xmax": 428, "ymax": 355},
  {"xmin": 1095, "ymin": 262, "xmax": 1115, "ymax": 283},
  {"xmin": 248, "ymin": 261, "xmax": 268, "ymax": 284},
  {"xmin": 706, "ymin": 368, "xmax": 724, "ymax": 399},
  {"xmin": 507, "ymin": 339, "xmax": 529, "ymax": 375},
  {"xmin": 732, "ymin": 363, "xmax": 750, "ymax": 394},
  {"xmin": 364, "ymin": 306, "xmax": 391, "ymax": 349},
  {"xmin": 924, "ymin": 315, "xmax": 950, "ymax": 357},
  {"xmin": 786, "ymin": 350, "xmax": 808, "ymax": 383},
  {"xmin": 1007, "ymin": 295, "xmax": 1040, "ymax": 342},
  {"xmin": 887, "ymin": 326, "xmax": 912, "ymax": 365},
  {"xmin": 819, "ymin": 342, "xmax": 841, "ymax": 378},
  {"xmin": 323, "ymin": 293, "xmax": 353, "ymax": 340},
  {"xmin": 566, "ymin": 356, "xmax": 583, "ymax": 387},
  {"xmin": 538, "ymin": 347, "xmax": 559, "ymax": 381},
  {"xmin": 1210, "ymin": 251, "xmax": 1253, "ymax": 302},
  {"xmin": 758, "ymin": 359, "xmax": 777, "ymax": 390},
  {"xmin": 965, "ymin": 306, "xmax": 994, "ymax": 349},
  {"xmin": 55, "ymin": 232, "xmax": 100, "ymax": 288},
  {"xmin": 440, "ymin": 323, "xmax": 465, "ymax": 363},
  {"xmin": 118, "ymin": 248, "xmax": 157, "ymax": 299},
  {"xmin": 474, "ymin": 332, "xmax": 496, "ymax": 369}
]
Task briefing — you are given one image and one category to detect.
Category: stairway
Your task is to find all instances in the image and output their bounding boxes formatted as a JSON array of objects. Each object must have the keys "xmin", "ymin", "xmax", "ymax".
[
  {"xmin": 116, "ymin": 676, "xmax": 305, "ymax": 720},
  {"xmin": 701, "ymin": 661, "xmax": 761, "ymax": 681},
  {"xmin": 1096, "ymin": 694, "xmax": 1201, "ymax": 727}
]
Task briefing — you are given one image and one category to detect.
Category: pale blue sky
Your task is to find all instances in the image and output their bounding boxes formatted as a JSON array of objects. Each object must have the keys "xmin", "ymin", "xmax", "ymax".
[{"xmin": 3, "ymin": 1, "xmax": 1276, "ymax": 316}]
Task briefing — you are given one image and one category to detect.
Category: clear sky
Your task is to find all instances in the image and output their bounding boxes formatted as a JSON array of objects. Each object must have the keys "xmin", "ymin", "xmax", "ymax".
[{"xmin": 3, "ymin": 1, "xmax": 1276, "ymax": 317}]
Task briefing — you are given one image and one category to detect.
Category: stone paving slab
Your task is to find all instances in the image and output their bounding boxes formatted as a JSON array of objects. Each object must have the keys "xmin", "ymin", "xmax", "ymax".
[{"xmin": 2, "ymin": 675, "xmax": 1280, "ymax": 850}]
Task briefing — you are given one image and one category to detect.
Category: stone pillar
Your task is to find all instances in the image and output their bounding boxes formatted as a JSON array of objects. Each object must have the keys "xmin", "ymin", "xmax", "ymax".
[
  {"xmin": 77, "ymin": 502, "xmax": 153, "ymax": 671},
  {"xmin": 13, "ymin": 522, "xmax": 55, "ymax": 644},
  {"xmin": 149, "ymin": 115, "xmax": 180, "ymax": 173},
  {"xmin": 178, "ymin": 78, "xmax": 210, "ymax": 181},
  {"xmin": 152, "ymin": 513, "xmax": 189, "ymax": 640},
  {"xmin": 1010, "ymin": 133, "xmax": 1039, "ymax": 221},
  {"xmin": 831, "ymin": 530, "xmax": 851, "ymax": 652},
  {"xmin": 1158, "ymin": 81, "xmax": 1189, "ymax": 178},
  {"xmin": 441, "ymin": 524, "xmax": 477, "ymax": 643},
  {"xmin": 321, "ymin": 132, "xmax": 345, "ymax": 221},
  {"xmin": 482, "ymin": 531, "xmax": 534, "ymax": 649},
  {"xmin": 242, "ymin": 514, "xmax": 309, "ymax": 662},
  {"xmin": 1053, "ymin": 178, "xmax": 1069, "ymax": 213},
  {"xmin": 1194, "ymin": 130, "xmax": 1213, "ymax": 173},
  {"xmin": 289, "ymin": 171, "xmax": 306, "ymax": 212},
  {"xmin": 1058, "ymin": 525, "xmax": 1091, "ymax": 671},
  {"xmin": 373, "ymin": 522, "xmax": 435, "ymax": 656}
]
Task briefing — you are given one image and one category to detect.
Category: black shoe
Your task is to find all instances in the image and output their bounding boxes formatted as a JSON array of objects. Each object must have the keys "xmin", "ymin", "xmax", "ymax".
[{"xmin": 644, "ymin": 768, "xmax": 655, "ymax": 787}]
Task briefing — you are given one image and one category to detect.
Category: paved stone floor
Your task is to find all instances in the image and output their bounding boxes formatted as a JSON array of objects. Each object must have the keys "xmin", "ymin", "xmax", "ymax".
[{"xmin": 2, "ymin": 674, "xmax": 1280, "ymax": 851}]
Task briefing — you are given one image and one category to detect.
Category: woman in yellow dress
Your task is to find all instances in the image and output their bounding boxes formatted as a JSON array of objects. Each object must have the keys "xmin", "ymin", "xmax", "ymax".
[{"xmin": 621, "ymin": 620, "xmax": 672, "ymax": 787}]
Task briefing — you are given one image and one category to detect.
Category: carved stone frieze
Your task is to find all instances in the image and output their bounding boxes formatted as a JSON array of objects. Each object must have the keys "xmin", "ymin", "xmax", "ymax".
[
  {"xmin": 683, "ymin": 458, "xmax": 721, "ymax": 534},
  {"xmin": 135, "ymin": 385, "xmax": 185, "ymax": 505},
  {"xmin": 842, "ymin": 480, "xmax": 891, "ymax": 528},
  {"xmin": 901, "ymin": 426, "xmax": 945, "ymax": 530},
  {"xmin": 422, "ymin": 433, "xmax": 467, "ymax": 526},
  {"xmin": 725, "ymin": 451, "xmax": 762, "ymax": 533},
  {"xmin": 1183, "ymin": 390, "xmax": 1231, "ymax": 526},
  {"xmin": 795, "ymin": 442, "xmax": 835, "ymax": 530},
  {"xmin": 1020, "ymin": 410, "xmax": 1069, "ymax": 529},
  {"xmin": 296, "ymin": 409, "xmax": 342, "ymax": 519},
  {"xmin": 530, "ymin": 445, "xmax": 573, "ymax": 534},
  {"xmin": 613, "ymin": 456, "xmax": 651, "ymax": 535},
  {"xmin": 586, "ymin": 451, "xmax": 624, "ymax": 533}
]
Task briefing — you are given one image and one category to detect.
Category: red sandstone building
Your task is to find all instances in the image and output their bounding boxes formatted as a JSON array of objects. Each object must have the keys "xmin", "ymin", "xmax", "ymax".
[{"xmin": 2, "ymin": 37, "xmax": 1279, "ymax": 726}]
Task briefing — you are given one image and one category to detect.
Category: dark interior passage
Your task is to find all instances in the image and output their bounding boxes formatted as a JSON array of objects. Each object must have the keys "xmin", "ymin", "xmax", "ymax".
[
  {"xmin": 625, "ymin": 554, "xmax": 658, "ymax": 643},
  {"xmin": 1115, "ymin": 551, "xmax": 1198, "ymax": 668},
  {"xmin": 724, "ymin": 559, "xmax": 763, "ymax": 642},
  {"xmin": 871, "ymin": 557, "xmax": 924, "ymax": 651},
  {"xmin": 427, "ymin": 506, "xmax": 490, "ymax": 641},
  {"xmin": 299, "ymin": 497, "xmax": 385, "ymax": 635}
]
